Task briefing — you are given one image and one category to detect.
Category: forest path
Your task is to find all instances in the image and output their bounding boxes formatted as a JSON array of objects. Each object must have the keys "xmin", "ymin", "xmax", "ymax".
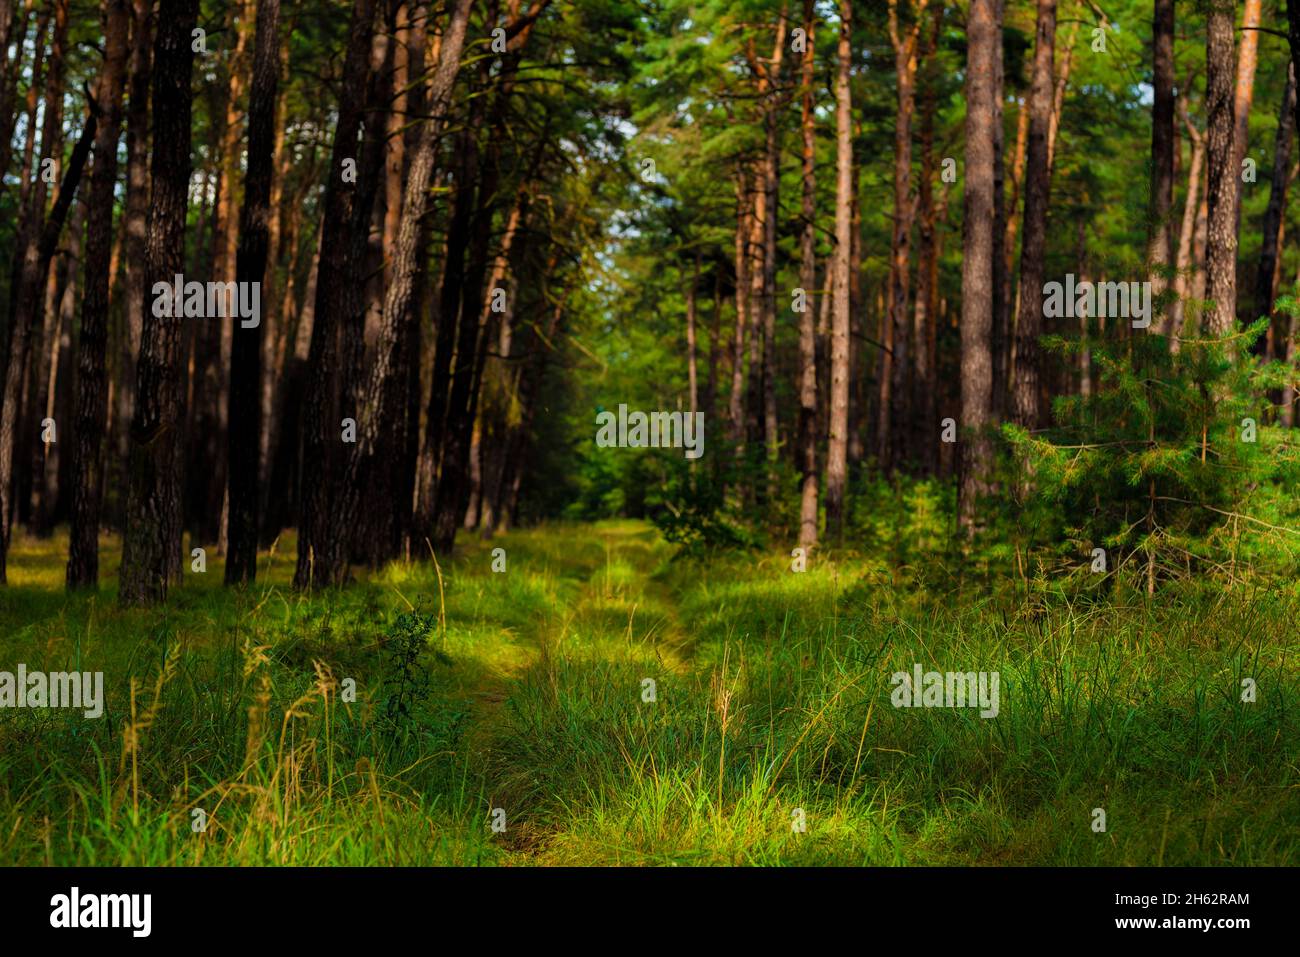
[
  {"xmin": 566, "ymin": 522, "xmax": 695, "ymax": 670},
  {"xmin": 453, "ymin": 520, "xmax": 695, "ymax": 776}
]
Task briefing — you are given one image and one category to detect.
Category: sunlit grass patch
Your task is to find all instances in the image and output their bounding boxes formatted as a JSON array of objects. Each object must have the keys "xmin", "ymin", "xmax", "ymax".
[{"xmin": 0, "ymin": 520, "xmax": 1296, "ymax": 866}]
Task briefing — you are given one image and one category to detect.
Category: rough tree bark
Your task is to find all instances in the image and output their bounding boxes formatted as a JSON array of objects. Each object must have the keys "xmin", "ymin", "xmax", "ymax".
[
  {"xmin": 729, "ymin": 165, "xmax": 749, "ymax": 449},
  {"xmin": 1168, "ymin": 96, "xmax": 1204, "ymax": 342},
  {"xmin": 1254, "ymin": 63, "xmax": 1295, "ymax": 353},
  {"xmin": 1203, "ymin": 0, "xmax": 1236, "ymax": 338},
  {"xmin": 825, "ymin": 0, "xmax": 852, "ymax": 538},
  {"xmin": 67, "ymin": 0, "xmax": 129, "ymax": 589},
  {"xmin": 417, "ymin": 126, "xmax": 478, "ymax": 537},
  {"xmin": 958, "ymin": 0, "xmax": 999, "ymax": 534},
  {"xmin": 225, "ymin": 0, "xmax": 281, "ymax": 584},
  {"xmin": 113, "ymin": 0, "xmax": 152, "ymax": 521},
  {"xmin": 990, "ymin": 0, "xmax": 1007, "ymax": 418},
  {"xmin": 1012, "ymin": 0, "xmax": 1055, "ymax": 430},
  {"xmin": 118, "ymin": 0, "xmax": 197, "ymax": 606},
  {"xmin": 756, "ymin": 18, "xmax": 785, "ymax": 469},
  {"xmin": 1229, "ymin": 0, "xmax": 1262, "ymax": 250},
  {"xmin": 0, "ymin": 0, "xmax": 26, "ymax": 190},
  {"xmin": 1290, "ymin": 0, "xmax": 1300, "ymax": 134},
  {"xmin": 796, "ymin": 0, "xmax": 818, "ymax": 546},
  {"xmin": 292, "ymin": 0, "xmax": 376, "ymax": 589},
  {"xmin": 1000, "ymin": 99, "xmax": 1028, "ymax": 358},
  {"xmin": 886, "ymin": 0, "xmax": 928, "ymax": 472},
  {"xmin": 913, "ymin": 2, "xmax": 942, "ymax": 476},
  {"xmin": 1147, "ymin": 0, "xmax": 1174, "ymax": 326},
  {"xmin": 686, "ymin": 249, "xmax": 700, "ymax": 417},
  {"xmin": 342, "ymin": 0, "xmax": 472, "ymax": 560}
]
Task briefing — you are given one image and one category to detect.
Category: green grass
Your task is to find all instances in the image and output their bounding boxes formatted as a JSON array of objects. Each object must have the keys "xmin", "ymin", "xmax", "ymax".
[{"xmin": 0, "ymin": 520, "xmax": 1296, "ymax": 865}]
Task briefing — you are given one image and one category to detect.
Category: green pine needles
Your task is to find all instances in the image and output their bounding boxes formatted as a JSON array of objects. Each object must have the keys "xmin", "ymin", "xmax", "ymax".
[{"xmin": 1004, "ymin": 303, "xmax": 1300, "ymax": 592}]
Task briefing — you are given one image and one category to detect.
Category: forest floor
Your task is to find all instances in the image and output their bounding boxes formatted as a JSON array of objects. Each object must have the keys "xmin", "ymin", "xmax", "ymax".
[{"xmin": 0, "ymin": 520, "xmax": 1297, "ymax": 865}]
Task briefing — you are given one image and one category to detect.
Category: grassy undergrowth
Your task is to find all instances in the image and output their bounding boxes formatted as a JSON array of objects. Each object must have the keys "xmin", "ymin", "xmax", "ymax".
[{"xmin": 0, "ymin": 520, "xmax": 1296, "ymax": 865}]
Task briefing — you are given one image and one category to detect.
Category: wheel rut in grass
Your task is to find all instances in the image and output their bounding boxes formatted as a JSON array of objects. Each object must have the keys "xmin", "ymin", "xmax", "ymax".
[{"xmin": 447, "ymin": 522, "xmax": 695, "ymax": 858}]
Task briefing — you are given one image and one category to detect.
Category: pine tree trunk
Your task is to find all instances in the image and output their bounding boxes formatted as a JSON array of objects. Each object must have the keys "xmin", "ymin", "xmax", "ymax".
[
  {"xmin": 474, "ymin": 186, "xmax": 530, "ymax": 539},
  {"xmin": 387, "ymin": 1, "xmax": 429, "ymax": 556},
  {"xmin": 1012, "ymin": 0, "xmax": 1055, "ymax": 430},
  {"xmin": 418, "ymin": 131, "xmax": 477, "ymax": 538},
  {"xmin": 729, "ymin": 166, "xmax": 749, "ymax": 452},
  {"xmin": 1291, "ymin": 3, "xmax": 1300, "ymax": 138},
  {"xmin": 816, "ymin": 252, "xmax": 832, "ymax": 450},
  {"xmin": 340, "ymin": 21, "xmax": 395, "ymax": 568},
  {"xmin": 914, "ymin": 4, "xmax": 941, "ymax": 476},
  {"xmin": 1255, "ymin": 63, "xmax": 1295, "ymax": 352},
  {"xmin": 293, "ymin": 0, "xmax": 375, "ymax": 589},
  {"xmin": 347, "ymin": 0, "xmax": 472, "ymax": 558},
  {"xmin": 382, "ymin": 1, "xmax": 411, "ymax": 293},
  {"xmin": 1169, "ymin": 99, "xmax": 1204, "ymax": 343},
  {"xmin": 0, "ymin": 2, "xmax": 41, "ymax": 205},
  {"xmin": 224, "ymin": 0, "xmax": 280, "ymax": 585},
  {"xmin": 113, "ymin": 0, "xmax": 151, "ymax": 525},
  {"xmin": 1076, "ymin": 223, "xmax": 1091, "ymax": 396},
  {"xmin": 1046, "ymin": 20, "xmax": 1077, "ymax": 174},
  {"xmin": 27, "ymin": 200, "xmax": 68, "ymax": 536},
  {"xmin": 759, "ymin": 19, "xmax": 784, "ymax": 470},
  {"xmin": 1230, "ymin": 0, "xmax": 1261, "ymax": 248},
  {"xmin": 886, "ymin": 0, "xmax": 926, "ymax": 473},
  {"xmin": 29, "ymin": 189, "xmax": 81, "ymax": 535},
  {"xmin": 208, "ymin": 0, "xmax": 252, "ymax": 553},
  {"xmin": 1001, "ymin": 99, "xmax": 1029, "ymax": 351},
  {"xmin": 796, "ymin": 0, "xmax": 818, "ymax": 546},
  {"xmin": 1148, "ymin": 0, "xmax": 1174, "ymax": 328},
  {"xmin": 958, "ymin": 0, "xmax": 999, "ymax": 535},
  {"xmin": 687, "ymin": 250, "xmax": 700, "ymax": 417},
  {"xmin": 264, "ymin": 228, "xmax": 320, "ymax": 542},
  {"xmin": 704, "ymin": 269, "xmax": 722, "ymax": 426},
  {"xmin": 67, "ymin": 0, "xmax": 129, "ymax": 589},
  {"xmin": 0, "ymin": 0, "xmax": 26, "ymax": 190},
  {"xmin": 990, "ymin": 0, "xmax": 1007, "ymax": 420},
  {"xmin": 761, "ymin": 115, "xmax": 779, "ymax": 469},
  {"xmin": 431, "ymin": 136, "xmax": 500, "ymax": 554},
  {"xmin": 256, "ymin": 69, "xmax": 289, "ymax": 530},
  {"xmin": 848, "ymin": 178, "xmax": 864, "ymax": 466},
  {"xmin": 746, "ymin": 157, "xmax": 764, "ymax": 458},
  {"xmin": 49, "ymin": 241, "xmax": 76, "ymax": 527},
  {"xmin": 1192, "ymin": 185, "xmax": 1209, "ymax": 305},
  {"xmin": 118, "ymin": 0, "xmax": 197, "ymax": 605},
  {"xmin": 825, "ymin": 0, "xmax": 853, "ymax": 538},
  {"xmin": 1203, "ymin": 1, "xmax": 1236, "ymax": 338}
]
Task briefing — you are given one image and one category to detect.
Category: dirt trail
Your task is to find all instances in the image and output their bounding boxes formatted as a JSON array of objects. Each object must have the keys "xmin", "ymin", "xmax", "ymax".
[{"xmin": 458, "ymin": 522, "xmax": 693, "ymax": 756}]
